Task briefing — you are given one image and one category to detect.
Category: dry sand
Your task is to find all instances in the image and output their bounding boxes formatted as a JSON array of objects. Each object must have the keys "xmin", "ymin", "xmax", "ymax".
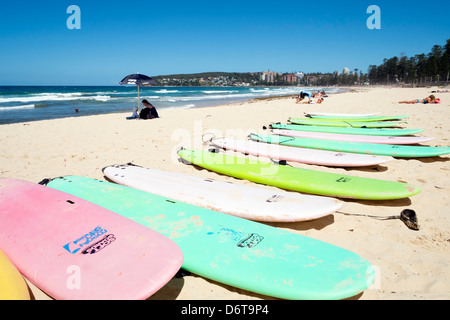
[{"xmin": 1, "ymin": 86, "xmax": 449, "ymax": 300}]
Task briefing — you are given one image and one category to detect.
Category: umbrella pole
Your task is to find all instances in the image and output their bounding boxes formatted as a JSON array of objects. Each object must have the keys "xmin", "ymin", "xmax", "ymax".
[{"xmin": 137, "ymin": 85, "xmax": 140, "ymax": 110}]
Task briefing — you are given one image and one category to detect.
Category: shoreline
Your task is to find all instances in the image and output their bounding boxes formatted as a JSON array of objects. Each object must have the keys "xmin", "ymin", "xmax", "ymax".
[
  {"xmin": 0, "ymin": 86, "xmax": 347, "ymax": 126},
  {"xmin": 1, "ymin": 86, "xmax": 449, "ymax": 300}
]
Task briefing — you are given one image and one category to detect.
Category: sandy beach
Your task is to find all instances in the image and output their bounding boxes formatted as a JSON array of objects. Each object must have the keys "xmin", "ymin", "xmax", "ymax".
[{"xmin": 1, "ymin": 86, "xmax": 449, "ymax": 300}]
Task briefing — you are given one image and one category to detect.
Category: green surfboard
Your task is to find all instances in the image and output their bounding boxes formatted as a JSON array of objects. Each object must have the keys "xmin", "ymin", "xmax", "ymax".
[
  {"xmin": 289, "ymin": 119, "xmax": 406, "ymax": 128},
  {"xmin": 44, "ymin": 176, "xmax": 374, "ymax": 300},
  {"xmin": 306, "ymin": 115, "xmax": 409, "ymax": 122},
  {"xmin": 269, "ymin": 123, "xmax": 424, "ymax": 136},
  {"xmin": 250, "ymin": 134, "xmax": 450, "ymax": 158},
  {"xmin": 177, "ymin": 149, "xmax": 420, "ymax": 200}
]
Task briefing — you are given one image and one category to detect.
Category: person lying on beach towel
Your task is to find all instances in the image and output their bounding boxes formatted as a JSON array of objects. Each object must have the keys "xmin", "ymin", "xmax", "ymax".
[
  {"xmin": 139, "ymin": 99, "xmax": 159, "ymax": 119},
  {"xmin": 398, "ymin": 95, "xmax": 438, "ymax": 104}
]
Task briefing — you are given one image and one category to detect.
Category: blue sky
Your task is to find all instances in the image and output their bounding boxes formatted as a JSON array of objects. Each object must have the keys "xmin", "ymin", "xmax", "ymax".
[{"xmin": 0, "ymin": 0, "xmax": 449, "ymax": 85}]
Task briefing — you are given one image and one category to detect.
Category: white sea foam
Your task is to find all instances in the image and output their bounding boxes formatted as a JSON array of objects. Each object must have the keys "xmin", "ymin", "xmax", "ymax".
[
  {"xmin": 91, "ymin": 95, "xmax": 111, "ymax": 102},
  {"xmin": 250, "ymin": 88, "xmax": 270, "ymax": 92},
  {"xmin": 0, "ymin": 94, "xmax": 111, "ymax": 103},
  {"xmin": 0, "ymin": 104, "xmax": 35, "ymax": 111},
  {"xmin": 154, "ymin": 89, "xmax": 179, "ymax": 93},
  {"xmin": 202, "ymin": 90, "xmax": 237, "ymax": 94},
  {"xmin": 164, "ymin": 104, "xmax": 196, "ymax": 110},
  {"xmin": 179, "ymin": 104, "xmax": 196, "ymax": 109},
  {"xmin": 156, "ymin": 92, "xmax": 260, "ymax": 103}
]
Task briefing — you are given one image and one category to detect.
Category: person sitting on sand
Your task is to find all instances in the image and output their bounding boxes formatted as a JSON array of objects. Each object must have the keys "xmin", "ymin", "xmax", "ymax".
[
  {"xmin": 313, "ymin": 97, "xmax": 324, "ymax": 104},
  {"xmin": 297, "ymin": 97, "xmax": 324, "ymax": 104},
  {"xmin": 139, "ymin": 99, "xmax": 159, "ymax": 120},
  {"xmin": 126, "ymin": 106, "xmax": 140, "ymax": 120},
  {"xmin": 312, "ymin": 91, "xmax": 326, "ymax": 100},
  {"xmin": 398, "ymin": 95, "xmax": 437, "ymax": 104},
  {"xmin": 132, "ymin": 106, "xmax": 139, "ymax": 118},
  {"xmin": 296, "ymin": 91, "xmax": 312, "ymax": 104}
]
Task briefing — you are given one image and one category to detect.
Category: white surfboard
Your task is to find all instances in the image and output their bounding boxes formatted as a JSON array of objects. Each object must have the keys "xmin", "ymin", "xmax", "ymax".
[
  {"xmin": 102, "ymin": 164, "xmax": 343, "ymax": 222},
  {"xmin": 210, "ymin": 137, "xmax": 394, "ymax": 167},
  {"xmin": 272, "ymin": 129, "xmax": 435, "ymax": 145}
]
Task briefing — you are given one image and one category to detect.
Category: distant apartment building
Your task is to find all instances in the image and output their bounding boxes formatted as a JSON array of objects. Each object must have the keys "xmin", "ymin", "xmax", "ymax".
[
  {"xmin": 282, "ymin": 73, "xmax": 298, "ymax": 83},
  {"xmin": 260, "ymin": 69, "xmax": 279, "ymax": 83},
  {"xmin": 305, "ymin": 75, "xmax": 318, "ymax": 84}
]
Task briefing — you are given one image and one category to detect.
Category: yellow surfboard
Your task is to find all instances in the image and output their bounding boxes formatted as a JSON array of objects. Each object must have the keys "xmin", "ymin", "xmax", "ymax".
[{"xmin": 0, "ymin": 249, "xmax": 30, "ymax": 300}]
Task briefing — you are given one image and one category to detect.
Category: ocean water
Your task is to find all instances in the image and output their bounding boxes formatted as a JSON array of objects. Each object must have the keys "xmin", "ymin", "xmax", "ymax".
[{"xmin": 0, "ymin": 86, "xmax": 344, "ymax": 125}]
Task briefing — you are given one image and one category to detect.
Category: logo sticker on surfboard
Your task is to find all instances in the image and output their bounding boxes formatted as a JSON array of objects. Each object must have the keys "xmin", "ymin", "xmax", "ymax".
[
  {"xmin": 64, "ymin": 226, "xmax": 115, "ymax": 254},
  {"xmin": 237, "ymin": 233, "xmax": 264, "ymax": 248},
  {"xmin": 208, "ymin": 226, "xmax": 264, "ymax": 248},
  {"xmin": 81, "ymin": 234, "xmax": 116, "ymax": 255},
  {"xmin": 336, "ymin": 177, "xmax": 351, "ymax": 183},
  {"xmin": 266, "ymin": 195, "xmax": 284, "ymax": 203}
]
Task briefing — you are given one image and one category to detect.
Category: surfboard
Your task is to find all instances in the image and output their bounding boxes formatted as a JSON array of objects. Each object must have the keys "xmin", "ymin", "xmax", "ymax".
[
  {"xmin": 304, "ymin": 115, "xmax": 409, "ymax": 122},
  {"xmin": 250, "ymin": 134, "xmax": 450, "ymax": 158},
  {"xmin": 103, "ymin": 164, "xmax": 342, "ymax": 222},
  {"xmin": 269, "ymin": 123, "xmax": 424, "ymax": 136},
  {"xmin": 304, "ymin": 112, "xmax": 381, "ymax": 117},
  {"xmin": 0, "ymin": 178, "xmax": 183, "ymax": 300},
  {"xmin": 177, "ymin": 149, "xmax": 420, "ymax": 200},
  {"xmin": 210, "ymin": 137, "xmax": 394, "ymax": 167},
  {"xmin": 44, "ymin": 175, "xmax": 375, "ymax": 300},
  {"xmin": 0, "ymin": 249, "xmax": 30, "ymax": 300},
  {"xmin": 289, "ymin": 118, "xmax": 406, "ymax": 128},
  {"xmin": 271, "ymin": 129, "xmax": 435, "ymax": 145}
]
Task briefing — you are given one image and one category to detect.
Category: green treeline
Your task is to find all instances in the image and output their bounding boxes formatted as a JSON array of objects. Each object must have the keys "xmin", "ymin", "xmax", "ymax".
[
  {"xmin": 312, "ymin": 38, "xmax": 450, "ymax": 86},
  {"xmin": 367, "ymin": 39, "xmax": 450, "ymax": 85}
]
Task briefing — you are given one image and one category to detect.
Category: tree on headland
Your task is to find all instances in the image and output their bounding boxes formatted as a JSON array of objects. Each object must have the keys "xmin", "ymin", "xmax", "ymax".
[{"xmin": 367, "ymin": 39, "xmax": 450, "ymax": 86}]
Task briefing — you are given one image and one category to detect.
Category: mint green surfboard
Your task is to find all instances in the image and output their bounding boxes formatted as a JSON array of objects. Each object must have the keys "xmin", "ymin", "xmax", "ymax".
[
  {"xmin": 177, "ymin": 149, "xmax": 420, "ymax": 200},
  {"xmin": 270, "ymin": 123, "xmax": 424, "ymax": 136},
  {"xmin": 289, "ymin": 119, "xmax": 406, "ymax": 128},
  {"xmin": 250, "ymin": 134, "xmax": 450, "ymax": 158},
  {"xmin": 306, "ymin": 115, "xmax": 409, "ymax": 122},
  {"xmin": 44, "ymin": 176, "xmax": 374, "ymax": 300}
]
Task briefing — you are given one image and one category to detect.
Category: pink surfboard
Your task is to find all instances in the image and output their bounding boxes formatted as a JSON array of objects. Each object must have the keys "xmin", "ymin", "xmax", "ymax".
[
  {"xmin": 0, "ymin": 178, "xmax": 183, "ymax": 300},
  {"xmin": 211, "ymin": 137, "xmax": 393, "ymax": 167},
  {"xmin": 272, "ymin": 129, "xmax": 435, "ymax": 145}
]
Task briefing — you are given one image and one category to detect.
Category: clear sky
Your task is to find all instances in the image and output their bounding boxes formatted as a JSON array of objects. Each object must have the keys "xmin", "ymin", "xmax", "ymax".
[{"xmin": 0, "ymin": 0, "xmax": 449, "ymax": 85}]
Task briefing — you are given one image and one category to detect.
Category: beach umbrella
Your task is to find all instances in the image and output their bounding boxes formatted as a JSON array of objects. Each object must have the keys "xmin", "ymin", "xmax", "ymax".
[{"xmin": 120, "ymin": 73, "xmax": 158, "ymax": 110}]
